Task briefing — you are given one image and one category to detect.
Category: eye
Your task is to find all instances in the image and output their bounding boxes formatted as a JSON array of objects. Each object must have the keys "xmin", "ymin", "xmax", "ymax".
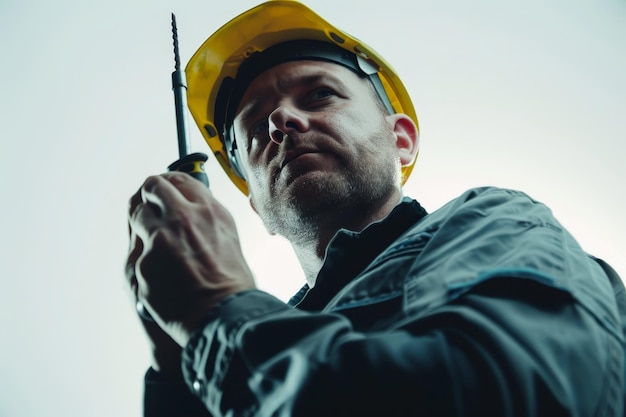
[
  {"xmin": 250, "ymin": 119, "xmax": 269, "ymax": 136},
  {"xmin": 246, "ymin": 119, "xmax": 270, "ymax": 151},
  {"xmin": 306, "ymin": 87, "xmax": 337, "ymax": 106},
  {"xmin": 308, "ymin": 87, "xmax": 336, "ymax": 104}
]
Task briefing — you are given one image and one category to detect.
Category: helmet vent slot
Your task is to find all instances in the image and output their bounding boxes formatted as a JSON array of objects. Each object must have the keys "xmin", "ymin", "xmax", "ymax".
[
  {"xmin": 204, "ymin": 124, "xmax": 217, "ymax": 137},
  {"xmin": 329, "ymin": 32, "xmax": 345, "ymax": 44}
]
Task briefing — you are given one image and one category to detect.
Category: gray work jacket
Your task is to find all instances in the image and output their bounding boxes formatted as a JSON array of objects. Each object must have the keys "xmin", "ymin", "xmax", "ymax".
[{"xmin": 147, "ymin": 187, "xmax": 625, "ymax": 416}]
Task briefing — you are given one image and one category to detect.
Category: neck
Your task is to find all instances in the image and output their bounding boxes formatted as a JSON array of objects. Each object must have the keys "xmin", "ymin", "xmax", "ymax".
[{"xmin": 291, "ymin": 191, "xmax": 404, "ymax": 286}]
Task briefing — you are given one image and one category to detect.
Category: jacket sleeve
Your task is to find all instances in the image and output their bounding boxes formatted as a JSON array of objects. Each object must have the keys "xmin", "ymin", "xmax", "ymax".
[
  {"xmin": 144, "ymin": 367, "xmax": 211, "ymax": 417},
  {"xmin": 180, "ymin": 189, "xmax": 624, "ymax": 417}
]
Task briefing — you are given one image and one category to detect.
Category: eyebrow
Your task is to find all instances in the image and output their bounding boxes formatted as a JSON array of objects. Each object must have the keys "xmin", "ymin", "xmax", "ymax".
[{"xmin": 277, "ymin": 73, "xmax": 335, "ymax": 92}]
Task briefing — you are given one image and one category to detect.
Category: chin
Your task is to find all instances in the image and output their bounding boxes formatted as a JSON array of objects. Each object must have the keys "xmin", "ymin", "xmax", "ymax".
[{"xmin": 284, "ymin": 171, "xmax": 348, "ymax": 202}]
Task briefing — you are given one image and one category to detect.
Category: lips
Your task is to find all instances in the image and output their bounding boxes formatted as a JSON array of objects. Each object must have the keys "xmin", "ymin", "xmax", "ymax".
[{"xmin": 280, "ymin": 147, "xmax": 321, "ymax": 169}]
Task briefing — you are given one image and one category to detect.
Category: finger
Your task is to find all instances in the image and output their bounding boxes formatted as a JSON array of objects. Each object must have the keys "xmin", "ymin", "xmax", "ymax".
[
  {"xmin": 136, "ymin": 175, "xmax": 189, "ymax": 223},
  {"xmin": 128, "ymin": 175, "xmax": 163, "ymax": 220},
  {"xmin": 128, "ymin": 185, "xmax": 144, "ymax": 220},
  {"xmin": 125, "ymin": 231, "xmax": 158, "ymax": 322},
  {"xmin": 125, "ymin": 230, "xmax": 144, "ymax": 295},
  {"xmin": 160, "ymin": 171, "xmax": 212, "ymax": 203},
  {"xmin": 159, "ymin": 172, "xmax": 236, "ymax": 228},
  {"xmin": 129, "ymin": 201, "xmax": 163, "ymax": 242}
]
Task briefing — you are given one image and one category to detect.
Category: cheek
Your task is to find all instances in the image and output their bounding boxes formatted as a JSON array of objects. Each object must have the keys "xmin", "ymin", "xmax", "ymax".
[
  {"xmin": 234, "ymin": 128, "xmax": 274, "ymax": 168},
  {"xmin": 232, "ymin": 130, "xmax": 257, "ymax": 170},
  {"xmin": 337, "ymin": 99, "xmax": 386, "ymax": 130},
  {"xmin": 339, "ymin": 108, "xmax": 392, "ymax": 148}
]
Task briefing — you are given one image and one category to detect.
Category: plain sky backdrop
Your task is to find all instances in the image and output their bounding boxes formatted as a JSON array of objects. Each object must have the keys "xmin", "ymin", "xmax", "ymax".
[{"xmin": 1, "ymin": 0, "xmax": 625, "ymax": 415}]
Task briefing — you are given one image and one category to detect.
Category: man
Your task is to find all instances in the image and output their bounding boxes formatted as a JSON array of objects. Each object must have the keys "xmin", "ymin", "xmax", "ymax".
[{"xmin": 126, "ymin": 1, "xmax": 625, "ymax": 416}]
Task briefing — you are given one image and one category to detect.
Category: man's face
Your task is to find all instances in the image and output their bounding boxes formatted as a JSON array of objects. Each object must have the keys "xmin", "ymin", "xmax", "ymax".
[{"xmin": 232, "ymin": 60, "xmax": 407, "ymax": 239}]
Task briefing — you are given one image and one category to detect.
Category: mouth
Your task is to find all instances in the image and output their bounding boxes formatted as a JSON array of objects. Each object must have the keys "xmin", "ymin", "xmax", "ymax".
[{"xmin": 280, "ymin": 149, "xmax": 320, "ymax": 169}]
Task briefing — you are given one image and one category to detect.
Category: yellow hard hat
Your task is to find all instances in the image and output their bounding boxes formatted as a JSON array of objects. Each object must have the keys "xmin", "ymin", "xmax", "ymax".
[{"xmin": 185, "ymin": 0, "xmax": 419, "ymax": 195}]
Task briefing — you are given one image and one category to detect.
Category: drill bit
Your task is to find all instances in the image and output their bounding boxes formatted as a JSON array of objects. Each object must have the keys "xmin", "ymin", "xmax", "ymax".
[
  {"xmin": 172, "ymin": 13, "xmax": 182, "ymax": 72},
  {"xmin": 171, "ymin": 13, "xmax": 190, "ymax": 158}
]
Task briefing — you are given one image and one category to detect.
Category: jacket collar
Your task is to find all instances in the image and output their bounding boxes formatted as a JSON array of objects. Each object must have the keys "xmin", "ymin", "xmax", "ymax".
[{"xmin": 289, "ymin": 197, "xmax": 427, "ymax": 310}]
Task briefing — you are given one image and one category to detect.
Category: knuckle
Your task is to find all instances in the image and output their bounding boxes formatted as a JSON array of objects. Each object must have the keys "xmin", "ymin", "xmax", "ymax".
[{"xmin": 151, "ymin": 227, "xmax": 176, "ymax": 248}]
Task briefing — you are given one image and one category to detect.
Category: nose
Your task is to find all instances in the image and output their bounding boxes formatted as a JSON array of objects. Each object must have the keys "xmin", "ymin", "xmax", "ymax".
[{"xmin": 268, "ymin": 104, "xmax": 309, "ymax": 145}]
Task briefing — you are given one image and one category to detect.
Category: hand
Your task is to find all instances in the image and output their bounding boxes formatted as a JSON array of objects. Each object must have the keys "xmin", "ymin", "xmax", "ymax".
[
  {"xmin": 127, "ymin": 231, "xmax": 185, "ymax": 378},
  {"xmin": 127, "ymin": 171, "xmax": 256, "ymax": 347}
]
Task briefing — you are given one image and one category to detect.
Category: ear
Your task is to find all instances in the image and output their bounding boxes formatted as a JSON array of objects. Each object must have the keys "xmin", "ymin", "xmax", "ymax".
[{"xmin": 387, "ymin": 113, "xmax": 420, "ymax": 166}]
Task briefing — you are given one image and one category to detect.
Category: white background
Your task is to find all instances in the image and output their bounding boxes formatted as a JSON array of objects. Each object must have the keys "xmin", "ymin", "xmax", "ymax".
[{"xmin": 1, "ymin": 0, "xmax": 624, "ymax": 415}]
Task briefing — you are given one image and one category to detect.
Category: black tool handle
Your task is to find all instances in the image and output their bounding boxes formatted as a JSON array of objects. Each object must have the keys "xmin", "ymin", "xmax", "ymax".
[{"xmin": 167, "ymin": 152, "xmax": 210, "ymax": 187}]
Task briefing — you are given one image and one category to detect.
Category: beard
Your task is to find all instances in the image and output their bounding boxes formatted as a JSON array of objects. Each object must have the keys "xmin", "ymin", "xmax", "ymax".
[{"xmin": 255, "ymin": 143, "xmax": 401, "ymax": 246}]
